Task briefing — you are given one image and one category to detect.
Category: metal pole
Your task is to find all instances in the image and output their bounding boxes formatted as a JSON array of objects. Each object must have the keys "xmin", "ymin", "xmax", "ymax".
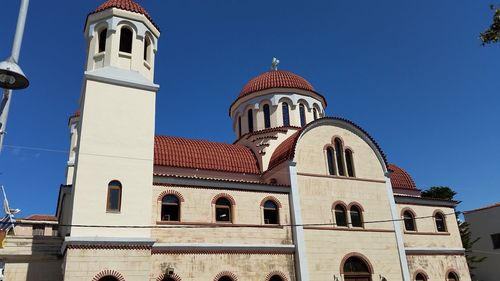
[{"xmin": 0, "ymin": 0, "xmax": 30, "ymax": 153}]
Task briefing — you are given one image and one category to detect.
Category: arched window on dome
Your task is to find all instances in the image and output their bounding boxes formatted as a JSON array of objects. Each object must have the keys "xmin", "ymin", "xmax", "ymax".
[
  {"xmin": 144, "ymin": 35, "xmax": 152, "ymax": 62},
  {"xmin": 161, "ymin": 195, "xmax": 180, "ymax": 221},
  {"xmin": 345, "ymin": 149, "xmax": 355, "ymax": 177},
  {"xmin": 334, "ymin": 204, "xmax": 348, "ymax": 227},
  {"xmin": 247, "ymin": 109, "xmax": 254, "ymax": 133},
  {"xmin": 263, "ymin": 104, "xmax": 271, "ymax": 129},
  {"xmin": 119, "ymin": 27, "xmax": 133, "ymax": 53},
  {"xmin": 326, "ymin": 147, "xmax": 336, "ymax": 175},
  {"xmin": 334, "ymin": 138, "xmax": 346, "ymax": 176},
  {"xmin": 263, "ymin": 200, "xmax": 279, "ymax": 225},
  {"xmin": 282, "ymin": 102, "xmax": 290, "ymax": 126},
  {"xmin": 435, "ymin": 212, "xmax": 447, "ymax": 232},
  {"xmin": 98, "ymin": 28, "xmax": 107, "ymax": 53},
  {"xmin": 299, "ymin": 103, "xmax": 307, "ymax": 127},
  {"xmin": 238, "ymin": 116, "xmax": 242, "ymax": 137},
  {"xmin": 403, "ymin": 210, "xmax": 416, "ymax": 231},
  {"xmin": 447, "ymin": 271, "xmax": 459, "ymax": 281},
  {"xmin": 313, "ymin": 108, "xmax": 318, "ymax": 120},
  {"xmin": 415, "ymin": 273, "xmax": 427, "ymax": 281},
  {"xmin": 350, "ymin": 205, "xmax": 363, "ymax": 227},
  {"xmin": 106, "ymin": 180, "xmax": 122, "ymax": 212}
]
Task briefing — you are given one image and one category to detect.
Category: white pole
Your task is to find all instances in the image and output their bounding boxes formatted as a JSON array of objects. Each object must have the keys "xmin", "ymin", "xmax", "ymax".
[{"xmin": 0, "ymin": 0, "xmax": 30, "ymax": 153}]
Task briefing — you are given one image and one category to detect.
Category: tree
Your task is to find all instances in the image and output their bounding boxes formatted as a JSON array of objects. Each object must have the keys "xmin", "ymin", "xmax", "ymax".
[
  {"xmin": 420, "ymin": 186, "xmax": 485, "ymax": 279},
  {"xmin": 421, "ymin": 186, "xmax": 456, "ymax": 200},
  {"xmin": 480, "ymin": 5, "xmax": 500, "ymax": 44}
]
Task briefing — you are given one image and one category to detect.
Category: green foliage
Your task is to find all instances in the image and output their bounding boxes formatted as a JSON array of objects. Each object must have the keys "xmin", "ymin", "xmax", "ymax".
[
  {"xmin": 459, "ymin": 221, "xmax": 487, "ymax": 278},
  {"xmin": 480, "ymin": 5, "xmax": 500, "ymax": 44},
  {"xmin": 420, "ymin": 186, "xmax": 457, "ymax": 200}
]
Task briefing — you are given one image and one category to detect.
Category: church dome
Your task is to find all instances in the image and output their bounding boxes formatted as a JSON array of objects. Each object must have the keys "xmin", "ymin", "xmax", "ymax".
[
  {"xmin": 91, "ymin": 0, "xmax": 158, "ymax": 29},
  {"xmin": 388, "ymin": 164, "xmax": 417, "ymax": 190},
  {"xmin": 239, "ymin": 70, "xmax": 316, "ymax": 99}
]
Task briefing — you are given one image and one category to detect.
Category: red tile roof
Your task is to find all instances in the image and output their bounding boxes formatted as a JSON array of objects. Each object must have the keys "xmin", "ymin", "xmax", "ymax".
[
  {"xmin": 268, "ymin": 130, "xmax": 302, "ymax": 170},
  {"xmin": 90, "ymin": 0, "xmax": 158, "ymax": 30},
  {"xmin": 154, "ymin": 136, "xmax": 260, "ymax": 174},
  {"xmin": 24, "ymin": 215, "xmax": 57, "ymax": 221},
  {"xmin": 239, "ymin": 70, "xmax": 316, "ymax": 98},
  {"xmin": 388, "ymin": 164, "xmax": 417, "ymax": 190},
  {"xmin": 463, "ymin": 202, "xmax": 500, "ymax": 214}
]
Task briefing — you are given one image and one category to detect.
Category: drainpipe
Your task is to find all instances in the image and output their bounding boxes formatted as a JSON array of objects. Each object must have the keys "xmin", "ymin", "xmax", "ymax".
[
  {"xmin": 384, "ymin": 171, "xmax": 411, "ymax": 281},
  {"xmin": 288, "ymin": 161, "xmax": 309, "ymax": 281}
]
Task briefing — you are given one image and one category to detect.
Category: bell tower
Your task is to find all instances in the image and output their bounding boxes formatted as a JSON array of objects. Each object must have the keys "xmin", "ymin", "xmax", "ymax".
[{"xmin": 67, "ymin": 0, "xmax": 160, "ymax": 238}]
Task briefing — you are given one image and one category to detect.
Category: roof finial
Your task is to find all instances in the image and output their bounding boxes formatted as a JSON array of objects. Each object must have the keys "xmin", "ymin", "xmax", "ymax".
[{"xmin": 270, "ymin": 57, "xmax": 280, "ymax": 71}]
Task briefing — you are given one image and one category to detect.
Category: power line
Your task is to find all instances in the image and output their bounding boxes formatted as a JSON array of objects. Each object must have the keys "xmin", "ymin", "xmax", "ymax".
[{"xmin": 14, "ymin": 211, "xmax": 458, "ymax": 229}]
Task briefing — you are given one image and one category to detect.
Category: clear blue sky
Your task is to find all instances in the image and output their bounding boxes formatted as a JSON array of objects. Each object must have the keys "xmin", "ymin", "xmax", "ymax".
[{"xmin": 0, "ymin": 0, "xmax": 498, "ymax": 217}]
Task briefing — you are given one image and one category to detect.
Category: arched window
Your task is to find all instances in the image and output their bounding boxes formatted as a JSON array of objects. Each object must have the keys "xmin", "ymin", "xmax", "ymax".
[
  {"xmin": 119, "ymin": 27, "xmax": 133, "ymax": 53},
  {"xmin": 345, "ymin": 149, "xmax": 355, "ymax": 177},
  {"xmin": 282, "ymin": 102, "xmax": 290, "ymax": 126},
  {"xmin": 299, "ymin": 103, "xmax": 306, "ymax": 127},
  {"xmin": 106, "ymin": 180, "xmax": 122, "ymax": 212},
  {"xmin": 269, "ymin": 275, "xmax": 284, "ymax": 281},
  {"xmin": 343, "ymin": 256, "xmax": 371, "ymax": 278},
  {"xmin": 161, "ymin": 195, "xmax": 180, "ymax": 221},
  {"xmin": 263, "ymin": 104, "xmax": 271, "ymax": 129},
  {"xmin": 247, "ymin": 109, "xmax": 254, "ymax": 133},
  {"xmin": 98, "ymin": 28, "xmax": 107, "ymax": 53},
  {"xmin": 218, "ymin": 276, "xmax": 233, "ymax": 281},
  {"xmin": 144, "ymin": 36, "xmax": 151, "ymax": 62},
  {"xmin": 350, "ymin": 205, "xmax": 363, "ymax": 227},
  {"xmin": 263, "ymin": 200, "xmax": 279, "ymax": 224},
  {"xmin": 447, "ymin": 272, "xmax": 459, "ymax": 281},
  {"xmin": 334, "ymin": 138, "xmax": 346, "ymax": 176},
  {"xmin": 403, "ymin": 210, "xmax": 416, "ymax": 231},
  {"xmin": 415, "ymin": 273, "xmax": 427, "ymax": 281},
  {"xmin": 98, "ymin": 276, "xmax": 119, "ymax": 281},
  {"xmin": 334, "ymin": 204, "xmax": 348, "ymax": 227},
  {"xmin": 326, "ymin": 147, "xmax": 336, "ymax": 175},
  {"xmin": 215, "ymin": 197, "xmax": 232, "ymax": 222},
  {"xmin": 435, "ymin": 212, "xmax": 447, "ymax": 232},
  {"xmin": 162, "ymin": 278, "xmax": 176, "ymax": 281},
  {"xmin": 238, "ymin": 116, "xmax": 242, "ymax": 137},
  {"xmin": 313, "ymin": 108, "xmax": 318, "ymax": 120}
]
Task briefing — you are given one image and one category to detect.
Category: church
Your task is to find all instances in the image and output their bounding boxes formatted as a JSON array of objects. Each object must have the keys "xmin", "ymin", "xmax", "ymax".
[{"xmin": 1, "ymin": 1, "xmax": 471, "ymax": 280}]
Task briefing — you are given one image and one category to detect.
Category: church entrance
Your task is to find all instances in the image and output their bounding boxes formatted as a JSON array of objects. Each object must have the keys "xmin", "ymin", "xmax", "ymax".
[{"xmin": 342, "ymin": 256, "xmax": 372, "ymax": 281}]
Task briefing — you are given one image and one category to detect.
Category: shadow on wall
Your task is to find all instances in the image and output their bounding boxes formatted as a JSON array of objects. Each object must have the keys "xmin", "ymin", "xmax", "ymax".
[{"xmin": 25, "ymin": 236, "xmax": 63, "ymax": 281}]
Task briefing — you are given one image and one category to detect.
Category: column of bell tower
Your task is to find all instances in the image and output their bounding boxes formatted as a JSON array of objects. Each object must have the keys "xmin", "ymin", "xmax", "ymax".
[{"xmin": 67, "ymin": 1, "xmax": 160, "ymax": 238}]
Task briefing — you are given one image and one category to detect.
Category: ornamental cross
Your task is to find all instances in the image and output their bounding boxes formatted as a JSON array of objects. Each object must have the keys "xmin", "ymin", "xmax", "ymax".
[{"xmin": 271, "ymin": 57, "xmax": 280, "ymax": 71}]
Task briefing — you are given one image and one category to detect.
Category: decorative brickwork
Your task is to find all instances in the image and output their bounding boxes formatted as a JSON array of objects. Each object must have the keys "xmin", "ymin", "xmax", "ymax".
[
  {"xmin": 212, "ymin": 193, "xmax": 236, "ymax": 205},
  {"xmin": 92, "ymin": 269, "xmax": 126, "ymax": 281},
  {"xmin": 260, "ymin": 196, "xmax": 283, "ymax": 208},
  {"xmin": 157, "ymin": 190, "xmax": 185, "ymax": 202},
  {"xmin": 264, "ymin": 271, "xmax": 289, "ymax": 281},
  {"xmin": 213, "ymin": 271, "xmax": 238, "ymax": 281},
  {"xmin": 156, "ymin": 273, "xmax": 182, "ymax": 281}
]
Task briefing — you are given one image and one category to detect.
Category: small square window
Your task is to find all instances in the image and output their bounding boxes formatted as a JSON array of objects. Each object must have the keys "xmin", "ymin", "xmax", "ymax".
[{"xmin": 491, "ymin": 233, "xmax": 500, "ymax": 249}]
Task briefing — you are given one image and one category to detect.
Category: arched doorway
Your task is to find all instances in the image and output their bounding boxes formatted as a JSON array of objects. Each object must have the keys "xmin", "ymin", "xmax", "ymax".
[{"xmin": 342, "ymin": 256, "xmax": 372, "ymax": 281}]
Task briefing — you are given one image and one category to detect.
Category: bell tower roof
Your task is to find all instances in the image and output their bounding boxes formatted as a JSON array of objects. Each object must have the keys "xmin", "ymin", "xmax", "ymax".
[{"xmin": 90, "ymin": 0, "xmax": 158, "ymax": 30}]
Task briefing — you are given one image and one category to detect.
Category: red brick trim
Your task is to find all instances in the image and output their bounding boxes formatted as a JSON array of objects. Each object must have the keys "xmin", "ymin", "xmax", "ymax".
[
  {"xmin": 152, "ymin": 249, "xmax": 293, "ymax": 255},
  {"xmin": 265, "ymin": 271, "xmax": 289, "ymax": 281},
  {"xmin": 157, "ymin": 190, "xmax": 185, "ymax": 202},
  {"xmin": 413, "ymin": 270, "xmax": 429, "ymax": 281},
  {"xmin": 153, "ymin": 183, "xmax": 289, "ymax": 193},
  {"xmin": 213, "ymin": 271, "xmax": 238, "ymax": 281},
  {"xmin": 347, "ymin": 202, "xmax": 364, "ymax": 212},
  {"xmin": 445, "ymin": 269, "xmax": 460, "ymax": 280},
  {"xmin": 156, "ymin": 273, "xmax": 182, "ymax": 281},
  {"xmin": 92, "ymin": 269, "xmax": 126, "ymax": 281},
  {"xmin": 212, "ymin": 193, "xmax": 236, "ymax": 205},
  {"xmin": 339, "ymin": 252, "xmax": 374, "ymax": 274},
  {"xmin": 260, "ymin": 196, "xmax": 283, "ymax": 208},
  {"xmin": 68, "ymin": 244, "xmax": 151, "ymax": 250},
  {"xmin": 331, "ymin": 200, "xmax": 348, "ymax": 210},
  {"xmin": 303, "ymin": 226, "xmax": 394, "ymax": 233}
]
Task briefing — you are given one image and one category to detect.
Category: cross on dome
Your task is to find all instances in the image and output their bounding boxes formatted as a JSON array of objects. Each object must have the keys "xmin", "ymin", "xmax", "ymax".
[{"xmin": 271, "ymin": 57, "xmax": 280, "ymax": 71}]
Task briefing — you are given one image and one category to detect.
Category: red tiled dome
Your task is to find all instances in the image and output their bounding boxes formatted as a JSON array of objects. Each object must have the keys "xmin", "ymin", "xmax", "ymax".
[
  {"xmin": 388, "ymin": 164, "xmax": 417, "ymax": 190},
  {"xmin": 239, "ymin": 70, "xmax": 316, "ymax": 98},
  {"xmin": 91, "ymin": 0, "xmax": 158, "ymax": 30}
]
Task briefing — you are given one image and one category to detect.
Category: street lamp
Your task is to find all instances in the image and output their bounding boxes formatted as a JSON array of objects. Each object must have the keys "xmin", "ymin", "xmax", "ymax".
[{"xmin": 0, "ymin": 0, "xmax": 30, "ymax": 153}]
